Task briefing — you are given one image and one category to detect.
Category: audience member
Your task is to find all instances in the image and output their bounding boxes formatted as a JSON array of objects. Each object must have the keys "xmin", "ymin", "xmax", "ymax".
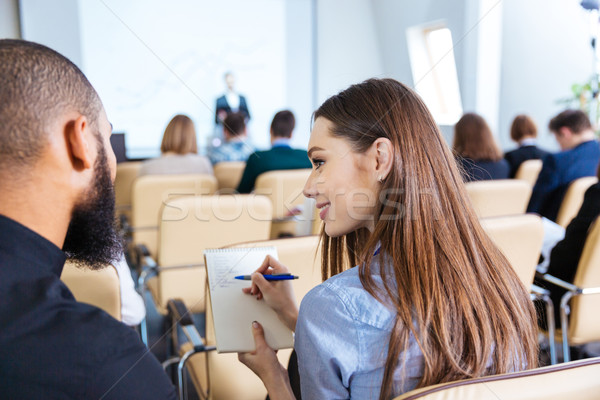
[
  {"xmin": 208, "ymin": 112, "xmax": 255, "ymax": 164},
  {"xmin": 113, "ymin": 254, "xmax": 146, "ymax": 327},
  {"xmin": 453, "ymin": 113, "xmax": 510, "ymax": 181},
  {"xmin": 527, "ymin": 109, "xmax": 600, "ymax": 222},
  {"xmin": 0, "ymin": 39, "xmax": 175, "ymax": 398},
  {"xmin": 537, "ymin": 164, "xmax": 600, "ymax": 328},
  {"xmin": 504, "ymin": 114, "xmax": 550, "ymax": 178},
  {"xmin": 215, "ymin": 71, "xmax": 250, "ymax": 124},
  {"xmin": 237, "ymin": 110, "xmax": 311, "ymax": 193},
  {"xmin": 238, "ymin": 79, "xmax": 538, "ymax": 400},
  {"xmin": 139, "ymin": 114, "xmax": 213, "ymax": 176}
]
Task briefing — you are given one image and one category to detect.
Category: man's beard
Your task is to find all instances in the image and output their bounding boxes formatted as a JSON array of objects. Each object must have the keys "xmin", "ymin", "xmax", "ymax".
[{"xmin": 62, "ymin": 143, "xmax": 123, "ymax": 270}]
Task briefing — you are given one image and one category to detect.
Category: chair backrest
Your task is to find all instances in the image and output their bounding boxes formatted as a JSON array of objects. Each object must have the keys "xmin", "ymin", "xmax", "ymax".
[
  {"xmin": 155, "ymin": 194, "xmax": 272, "ymax": 312},
  {"xmin": 556, "ymin": 176, "xmax": 598, "ymax": 228},
  {"xmin": 254, "ymin": 169, "xmax": 312, "ymax": 219},
  {"xmin": 394, "ymin": 357, "xmax": 600, "ymax": 400},
  {"xmin": 514, "ymin": 159, "xmax": 543, "ymax": 186},
  {"xmin": 61, "ymin": 261, "xmax": 121, "ymax": 321},
  {"xmin": 568, "ymin": 218, "xmax": 600, "ymax": 344},
  {"xmin": 114, "ymin": 161, "xmax": 142, "ymax": 218},
  {"xmin": 479, "ymin": 214, "xmax": 544, "ymax": 289},
  {"xmin": 213, "ymin": 161, "xmax": 246, "ymax": 191},
  {"xmin": 197, "ymin": 235, "xmax": 322, "ymax": 400},
  {"xmin": 131, "ymin": 174, "xmax": 217, "ymax": 257},
  {"xmin": 465, "ymin": 179, "xmax": 532, "ymax": 218}
]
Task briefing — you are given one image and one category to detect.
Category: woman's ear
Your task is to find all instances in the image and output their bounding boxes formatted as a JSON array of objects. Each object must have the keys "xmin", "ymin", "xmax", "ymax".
[
  {"xmin": 373, "ymin": 137, "xmax": 393, "ymax": 182},
  {"xmin": 65, "ymin": 115, "xmax": 94, "ymax": 171}
]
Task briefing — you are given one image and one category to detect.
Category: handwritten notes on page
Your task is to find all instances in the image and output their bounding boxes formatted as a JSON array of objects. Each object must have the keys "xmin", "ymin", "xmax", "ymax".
[{"xmin": 204, "ymin": 247, "xmax": 294, "ymax": 353}]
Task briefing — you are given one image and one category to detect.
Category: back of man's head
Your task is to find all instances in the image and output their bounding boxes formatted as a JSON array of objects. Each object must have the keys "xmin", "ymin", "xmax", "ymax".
[
  {"xmin": 0, "ymin": 39, "xmax": 102, "ymax": 177},
  {"xmin": 548, "ymin": 109, "xmax": 592, "ymax": 135},
  {"xmin": 270, "ymin": 110, "xmax": 295, "ymax": 139},
  {"xmin": 223, "ymin": 112, "xmax": 246, "ymax": 139}
]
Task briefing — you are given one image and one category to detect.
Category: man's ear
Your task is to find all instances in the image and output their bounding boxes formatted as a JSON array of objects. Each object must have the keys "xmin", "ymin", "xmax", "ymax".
[
  {"xmin": 373, "ymin": 137, "xmax": 393, "ymax": 181},
  {"xmin": 558, "ymin": 127, "xmax": 572, "ymax": 139},
  {"xmin": 65, "ymin": 115, "xmax": 94, "ymax": 171}
]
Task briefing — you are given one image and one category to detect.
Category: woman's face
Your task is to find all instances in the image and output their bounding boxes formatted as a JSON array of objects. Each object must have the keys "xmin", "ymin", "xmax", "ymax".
[{"xmin": 303, "ymin": 117, "xmax": 381, "ymax": 237}]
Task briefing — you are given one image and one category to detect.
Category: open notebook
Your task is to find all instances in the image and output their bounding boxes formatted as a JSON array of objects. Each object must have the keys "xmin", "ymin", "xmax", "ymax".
[{"xmin": 204, "ymin": 247, "xmax": 295, "ymax": 353}]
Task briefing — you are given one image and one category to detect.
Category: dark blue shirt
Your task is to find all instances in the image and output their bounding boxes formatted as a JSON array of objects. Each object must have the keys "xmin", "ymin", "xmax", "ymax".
[
  {"xmin": 527, "ymin": 140, "xmax": 600, "ymax": 221},
  {"xmin": 0, "ymin": 215, "xmax": 176, "ymax": 399}
]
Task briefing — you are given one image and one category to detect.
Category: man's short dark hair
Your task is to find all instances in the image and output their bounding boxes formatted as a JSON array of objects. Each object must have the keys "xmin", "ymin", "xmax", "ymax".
[
  {"xmin": 270, "ymin": 110, "xmax": 295, "ymax": 138},
  {"xmin": 0, "ymin": 39, "xmax": 102, "ymax": 174},
  {"xmin": 223, "ymin": 112, "xmax": 246, "ymax": 137},
  {"xmin": 548, "ymin": 109, "xmax": 592, "ymax": 134}
]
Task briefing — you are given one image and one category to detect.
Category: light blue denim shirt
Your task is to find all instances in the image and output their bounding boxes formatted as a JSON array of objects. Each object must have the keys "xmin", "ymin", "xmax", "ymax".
[{"xmin": 295, "ymin": 256, "xmax": 424, "ymax": 400}]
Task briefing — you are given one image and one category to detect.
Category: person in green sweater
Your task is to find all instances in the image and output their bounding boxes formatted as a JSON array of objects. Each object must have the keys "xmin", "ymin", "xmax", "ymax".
[{"xmin": 237, "ymin": 110, "xmax": 312, "ymax": 193}]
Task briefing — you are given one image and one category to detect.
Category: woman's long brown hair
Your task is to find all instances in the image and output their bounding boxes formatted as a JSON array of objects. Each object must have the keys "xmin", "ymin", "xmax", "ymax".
[{"xmin": 314, "ymin": 79, "xmax": 538, "ymax": 400}]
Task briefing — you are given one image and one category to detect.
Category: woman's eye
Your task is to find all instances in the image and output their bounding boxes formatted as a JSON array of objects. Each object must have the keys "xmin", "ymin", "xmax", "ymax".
[{"xmin": 312, "ymin": 159, "xmax": 324, "ymax": 170}]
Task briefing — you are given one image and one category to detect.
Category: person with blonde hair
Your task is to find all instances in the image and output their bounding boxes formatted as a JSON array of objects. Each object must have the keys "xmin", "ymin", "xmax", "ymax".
[
  {"xmin": 237, "ymin": 79, "xmax": 538, "ymax": 400},
  {"xmin": 139, "ymin": 114, "xmax": 212, "ymax": 176},
  {"xmin": 453, "ymin": 112, "xmax": 510, "ymax": 181}
]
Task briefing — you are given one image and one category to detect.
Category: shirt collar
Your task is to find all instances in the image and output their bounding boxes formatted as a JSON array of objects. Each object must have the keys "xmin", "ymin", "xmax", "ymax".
[
  {"xmin": 519, "ymin": 138, "xmax": 537, "ymax": 147},
  {"xmin": 0, "ymin": 214, "xmax": 66, "ymax": 278},
  {"xmin": 271, "ymin": 138, "xmax": 291, "ymax": 148}
]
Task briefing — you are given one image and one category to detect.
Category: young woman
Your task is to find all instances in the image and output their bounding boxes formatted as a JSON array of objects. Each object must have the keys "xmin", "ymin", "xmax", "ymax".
[
  {"xmin": 138, "ymin": 114, "xmax": 213, "ymax": 176},
  {"xmin": 238, "ymin": 79, "xmax": 538, "ymax": 400},
  {"xmin": 453, "ymin": 113, "xmax": 510, "ymax": 181}
]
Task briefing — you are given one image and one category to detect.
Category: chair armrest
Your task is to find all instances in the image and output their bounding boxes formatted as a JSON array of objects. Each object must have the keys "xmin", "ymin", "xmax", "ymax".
[
  {"xmin": 167, "ymin": 299, "xmax": 215, "ymax": 352},
  {"xmin": 539, "ymin": 273, "xmax": 580, "ymax": 293}
]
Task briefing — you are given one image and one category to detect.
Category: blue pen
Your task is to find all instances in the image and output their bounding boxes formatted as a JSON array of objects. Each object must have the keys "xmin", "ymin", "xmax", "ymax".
[{"xmin": 235, "ymin": 274, "xmax": 299, "ymax": 281}]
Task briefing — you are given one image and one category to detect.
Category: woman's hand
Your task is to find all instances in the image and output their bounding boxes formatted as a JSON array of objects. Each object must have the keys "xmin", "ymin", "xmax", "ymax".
[
  {"xmin": 238, "ymin": 322, "xmax": 295, "ymax": 400},
  {"xmin": 242, "ymin": 255, "xmax": 299, "ymax": 331}
]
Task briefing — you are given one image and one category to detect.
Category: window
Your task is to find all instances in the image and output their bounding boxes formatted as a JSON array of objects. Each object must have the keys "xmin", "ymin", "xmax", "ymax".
[{"xmin": 407, "ymin": 23, "xmax": 463, "ymax": 125}]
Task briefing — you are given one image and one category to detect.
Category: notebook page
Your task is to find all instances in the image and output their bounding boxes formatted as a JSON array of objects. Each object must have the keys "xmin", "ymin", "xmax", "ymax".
[{"xmin": 204, "ymin": 247, "xmax": 295, "ymax": 353}]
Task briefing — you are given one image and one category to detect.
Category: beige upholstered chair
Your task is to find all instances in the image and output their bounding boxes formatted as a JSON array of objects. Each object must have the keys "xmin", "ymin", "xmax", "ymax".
[
  {"xmin": 514, "ymin": 159, "xmax": 543, "ymax": 187},
  {"xmin": 144, "ymin": 194, "xmax": 272, "ymax": 315},
  {"xmin": 479, "ymin": 214, "xmax": 544, "ymax": 288},
  {"xmin": 394, "ymin": 357, "xmax": 600, "ymax": 400},
  {"xmin": 178, "ymin": 235, "xmax": 322, "ymax": 400},
  {"xmin": 114, "ymin": 161, "xmax": 142, "ymax": 220},
  {"xmin": 130, "ymin": 174, "xmax": 217, "ymax": 259},
  {"xmin": 213, "ymin": 161, "xmax": 246, "ymax": 191},
  {"xmin": 465, "ymin": 179, "xmax": 532, "ymax": 218},
  {"xmin": 540, "ymin": 218, "xmax": 600, "ymax": 361},
  {"xmin": 254, "ymin": 169, "xmax": 312, "ymax": 219},
  {"xmin": 555, "ymin": 176, "xmax": 598, "ymax": 228},
  {"xmin": 61, "ymin": 261, "xmax": 121, "ymax": 321},
  {"xmin": 479, "ymin": 214, "xmax": 557, "ymax": 363}
]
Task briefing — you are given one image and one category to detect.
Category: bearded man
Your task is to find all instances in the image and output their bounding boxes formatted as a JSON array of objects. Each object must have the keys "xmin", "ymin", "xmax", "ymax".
[{"xmin": 0, "ymin": 39, "xmax": 176, "ymax": 399}]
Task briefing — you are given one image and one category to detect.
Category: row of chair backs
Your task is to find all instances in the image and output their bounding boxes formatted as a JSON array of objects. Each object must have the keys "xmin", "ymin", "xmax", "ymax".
[
  {"xmin": 465, "ymin": 179, "xmax": 532, "ymax": 218},
  {"xmin": 479, "ymin": 214, "xmax": 544, "ymax": 289},
  {"xmin": 514, "ymin": 159, "xmax": 543, "ymax": 187},
  {"xmin": 148, "ymin": 194, "xmax": 272, "ymax": 314},
  {"xmin": 555, "ymin": 177, "xmax": 598, "ymax": 228},
  {"xmin": 60, "ymin": 261, "xmax": 121, "ymax": 321},
  {"xmin": 568, "ymin": 218, "xmax": 600, "ymax": 345},
  {"xmin": 255, "ymin": 169, "xmax": 312, "ymax": 219},
  {"xmin": 131, "ymin": 174, "xmax": 218, "ymax": 258},
  {"xmin": 395, "ymin": 357, "xmax": 600, "ymax": 400},
  {"xmin": 185, "ymin": 235, "xmax": 322, "ymax": 400},
  {"xmin": 213, "ymin": 161, "xmax": 246, "ymax": 191}
]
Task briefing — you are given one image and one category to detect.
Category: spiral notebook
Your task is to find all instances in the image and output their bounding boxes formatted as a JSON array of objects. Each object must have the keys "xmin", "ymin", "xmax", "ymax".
[{"xmin": 204, "ymin": 247, "xmax": 295, "ymax": 353}]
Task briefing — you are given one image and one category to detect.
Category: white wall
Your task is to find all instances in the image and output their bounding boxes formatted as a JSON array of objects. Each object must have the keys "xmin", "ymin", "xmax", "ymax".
[
  {"xmin": 18, "ymin": 0, "xmax": 314, "ymax": 157},
  {"xmin": 316, "ymin": 0, "xmax": 384, "ymax": 103},
  {"xmin": 0, "ymin": 0, "xmax": 20, "ymax": 38},
  {"xmin": 19, "ymin": 0, "xmax": 83, "ymax": 68},
  {"xmin": 499, "ymin": 0, "xmax": 593, "ymax": 152}
]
